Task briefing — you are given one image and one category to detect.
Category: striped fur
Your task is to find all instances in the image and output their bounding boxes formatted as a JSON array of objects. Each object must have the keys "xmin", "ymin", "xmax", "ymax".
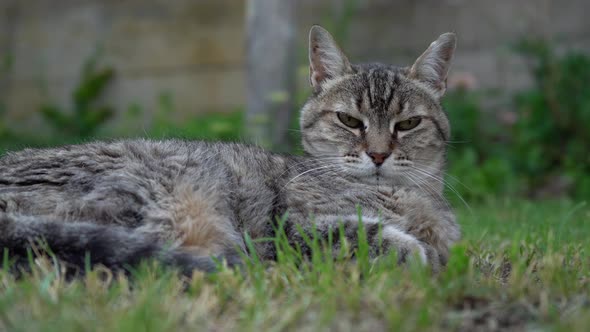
[{"xmin": 0, "ymin": 26, "xmax": 460, "ymax": 275}]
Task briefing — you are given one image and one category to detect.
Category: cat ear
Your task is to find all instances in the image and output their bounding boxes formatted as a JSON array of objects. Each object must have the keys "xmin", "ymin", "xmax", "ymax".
[
  {"xmin": 409, "ymin": 32, "xmax": 457, "ymax": 98},
  {"xmin": 308, "ymin": 25, "xmax": 353, "ymax": 91}
]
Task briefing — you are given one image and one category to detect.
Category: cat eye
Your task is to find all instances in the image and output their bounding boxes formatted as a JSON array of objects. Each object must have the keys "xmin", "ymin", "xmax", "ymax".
[
  {"xmin": 395, "ymin": 117, "xmax": 422, "ymax": 131},
  {"xmin": 337, "ymin": 112, "xmax": 364, "ymax": 129}
]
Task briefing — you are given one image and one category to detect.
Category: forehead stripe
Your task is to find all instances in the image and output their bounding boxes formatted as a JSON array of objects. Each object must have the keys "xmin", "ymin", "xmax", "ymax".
[
  {"xmin": 367, "ymin": 69, "xmax": 396, "ymax": 114},
  {"xmin": 384, "ymin": 79, "xmax": 395, "ymax": 111}
]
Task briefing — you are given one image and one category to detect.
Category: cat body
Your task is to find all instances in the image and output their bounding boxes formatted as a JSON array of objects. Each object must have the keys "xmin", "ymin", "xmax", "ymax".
[{"xmin": 0, "ymin": 26, "xmax": 460, "ymax": 274}]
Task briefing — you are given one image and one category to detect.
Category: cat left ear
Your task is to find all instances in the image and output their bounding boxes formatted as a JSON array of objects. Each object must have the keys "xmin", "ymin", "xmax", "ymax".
[
  {"xmin": 409, "ymin": 32, "xmax": 457, "ymax": 98},
  {"xmin": 308, "ymin": 25, "xmax": 353, "ymax": 92}
]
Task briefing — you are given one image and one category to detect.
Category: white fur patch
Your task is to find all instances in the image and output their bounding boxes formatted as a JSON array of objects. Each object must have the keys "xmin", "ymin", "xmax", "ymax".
[
  {"xmin": 382, "ymin": 225, "xmax": 427, "ymax": 264},
  {"xmin": 331, "ymin": 215, "xmax": 427, "ymax": 264}
]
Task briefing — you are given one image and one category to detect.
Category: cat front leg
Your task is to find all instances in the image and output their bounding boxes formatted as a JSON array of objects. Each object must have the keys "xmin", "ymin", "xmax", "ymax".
[
  {"xmin": 282, "ymin": 213, "xmax": 436, "ymax": 268},
  {"xmin": 381, "ymin": 188, "xmax": 461, "ymax": 267}
]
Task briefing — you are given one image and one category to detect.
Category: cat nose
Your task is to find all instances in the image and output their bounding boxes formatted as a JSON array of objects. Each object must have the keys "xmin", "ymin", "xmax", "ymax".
[{"xmin": 367, "ymin": 151, "xmax": 391, "ymax": 166}]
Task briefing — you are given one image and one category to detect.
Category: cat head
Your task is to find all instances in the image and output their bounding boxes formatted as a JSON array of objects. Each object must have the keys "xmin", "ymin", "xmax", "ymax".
[{"xmin": 300, "ymin": 25, "xmax": 456, "ymax": 186}]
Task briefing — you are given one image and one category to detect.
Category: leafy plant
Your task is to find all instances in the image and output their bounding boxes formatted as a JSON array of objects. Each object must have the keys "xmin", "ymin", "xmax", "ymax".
[
  {"xmin": 40, "ymin": 54, "xmax": 115, "ymax": 138},
  {"xmin": 443, "ymin": 89, "xmax": 518, "ymax": 201},
  {"xmin": 149, "ymin": 92, "xmax": 244, "ymax": 141},
  {"xmin": 512, "ymin": 40, "xmax": 590, "ymax": 198},
  {"xmin": 443, "ymin": 41, "xmax": 590, "ymax": 200}
]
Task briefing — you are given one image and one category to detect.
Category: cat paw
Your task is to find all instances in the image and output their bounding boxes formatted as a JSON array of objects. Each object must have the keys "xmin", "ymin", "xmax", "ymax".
[{"xmin": 382, "ymin": 225, "xmax": 428, "ymax": 265}]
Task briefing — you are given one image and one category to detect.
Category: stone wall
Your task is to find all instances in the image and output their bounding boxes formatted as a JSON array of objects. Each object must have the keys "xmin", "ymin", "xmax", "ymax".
[{"xmin": 1, "ymin": 0, "xmax": 589, "ymax": 130}]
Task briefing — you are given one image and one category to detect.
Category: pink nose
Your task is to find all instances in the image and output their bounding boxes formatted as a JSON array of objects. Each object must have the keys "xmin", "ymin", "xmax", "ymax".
[{"xmin": 367, "ymin": 152, "xmax": 391, "ymax": 166}]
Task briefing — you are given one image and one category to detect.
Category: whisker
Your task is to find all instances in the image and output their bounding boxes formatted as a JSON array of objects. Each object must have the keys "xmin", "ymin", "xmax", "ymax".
[
  {"xmin": 409, "ymin": 159, "xmax": 473, "ymax": 192},
  {"xmin": 282, "ymin": 165, "xmax": 340, "ymax": 189},
  {"xmin": 409, "ymin": 165, "xmax": 473, "ymax": 214},
  {"xmin": 404, "ymin": 171, "xmax": 452, "ymax": 211},
  {"xmin": 276, "ymin": 157, "xmax": 343, "ymax": 179}
]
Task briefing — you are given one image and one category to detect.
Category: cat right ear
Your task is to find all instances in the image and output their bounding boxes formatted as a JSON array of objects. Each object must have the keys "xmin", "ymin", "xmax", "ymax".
[
  {"xmin": 409, "ymin": 33, "xmax": 457, "ymax": 98},
  {"xmin": 308, "ymin": 25, "xmax": 352, "ymax": 92}
]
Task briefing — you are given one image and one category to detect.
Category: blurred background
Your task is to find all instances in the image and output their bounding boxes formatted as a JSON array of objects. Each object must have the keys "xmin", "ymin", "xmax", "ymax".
[{"xmin": 1, "ymin": 0, "xmax": 589, "ymax": 201}]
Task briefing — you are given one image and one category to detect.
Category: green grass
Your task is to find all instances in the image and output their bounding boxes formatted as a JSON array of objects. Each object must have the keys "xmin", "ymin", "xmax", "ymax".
[{"xmin": 0, "ymin": 199, "xmax": 588, "ymax": 331}]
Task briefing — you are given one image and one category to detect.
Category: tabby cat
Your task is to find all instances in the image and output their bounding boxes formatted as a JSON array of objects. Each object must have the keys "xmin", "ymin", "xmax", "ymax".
[{"xmin": 0, "ymin": 26, "xmax": 460, "ymax": 275}]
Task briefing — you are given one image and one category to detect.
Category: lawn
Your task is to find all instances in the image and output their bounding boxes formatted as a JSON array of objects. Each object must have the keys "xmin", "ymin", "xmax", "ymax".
[{"xmin": 0, "ymin": 199, "xmax": 588, "ymax": 331}]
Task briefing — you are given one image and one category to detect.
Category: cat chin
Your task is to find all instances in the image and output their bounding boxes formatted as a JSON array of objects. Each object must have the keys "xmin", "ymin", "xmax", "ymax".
[
  {"xmin": 357, "ymin": 175, "xmax": 388, "ymax": 185},
  {"xmin": 347, "ymin": 169, "xmax": 402, "ymax": 185}
]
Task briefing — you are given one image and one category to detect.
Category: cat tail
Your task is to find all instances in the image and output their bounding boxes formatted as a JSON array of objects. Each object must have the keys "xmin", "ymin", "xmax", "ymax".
[{"xmin": 0, "ymin": 213, "xmax": 241, "ymax": 277}]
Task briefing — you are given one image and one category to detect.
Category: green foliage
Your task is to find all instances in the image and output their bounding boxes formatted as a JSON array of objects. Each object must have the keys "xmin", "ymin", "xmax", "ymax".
[
  {"xmin": 0, "ymin": 55, "xmax": 12, "ymax": 145},
  {"xmin": 445, "ymin": 42, "xmax": 590, "ymax": 201},
  {"xmin": 512, "ymin": 40, "xmax": 590, "ymax": 198},
  {"xmin": 0, "ymin": 106, "xmax": 8, "ymax": 148},
  {"xmin": 448, "ymin": 149, "xmax": 519, "ymax": 202},
  {"xmin": 147, "ymin": 92, "xmax": 244, "ymax": 142},
  {"xmin": 40, "ymin": 55, "xmax": 115, "ymax": 138},
  {"xmin": 444, "ymin": 90, "xmax": 520, "ymax": 201}
]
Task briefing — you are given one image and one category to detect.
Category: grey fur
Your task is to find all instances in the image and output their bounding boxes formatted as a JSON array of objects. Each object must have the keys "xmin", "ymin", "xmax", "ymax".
[{"xmin": 0, "ymin": 26, "xmax": 460, "ymax": 274}]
